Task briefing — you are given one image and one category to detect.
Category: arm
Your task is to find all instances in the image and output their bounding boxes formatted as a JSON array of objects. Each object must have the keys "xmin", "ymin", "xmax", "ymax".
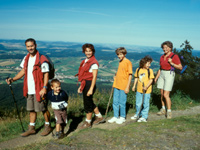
[
  {"xmin": 132, "ymin": 77, "xmax": 138, "ymax": 92},
  {"xmin": 168, "ymin": 58, "xmax": 183, "ymax": 70},
  {"xmin": 39, "ymin": 72, "xmax": 49, "ymax": 98},
  {"xmin": 6, "ymin": 68, "xmax": 25, "ymax": 84},
  {"xmin": 124, "ymin": 74, "xmax": 132, "ymax": 94},
  {"xmin": 154, "ymin": 69, "xmax": 160, "ymax": 83},
  {"xmin": 87, "ymin": 69, "xmax": 98, "ymax": 96},
  {"xmin": 78, "ymin": 85, "xmax": 82, "ymax": 93},
  {"xmin": 143, "ymin": 79, "xmax": 153, "ymax": 91}
]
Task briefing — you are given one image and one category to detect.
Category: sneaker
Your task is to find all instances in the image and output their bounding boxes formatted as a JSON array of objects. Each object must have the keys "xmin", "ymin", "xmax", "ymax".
[
  {"xmin": 108, "ymin": 117, "xmax": 118, "ymax": 123},
  {"xmin": 137, "ymin": 118, "xmax": 147, "ymax": 122},
  {"xmin": 131, "ymin": 115, "xmax": 138, "ymax": 120},
  {"xmin": 53, "ymin": 131, "xmax": 64, "ymax": 139},
  {"xmin": 40, "ymin": 124, "xmax": 52, "ymax": 136},
  {"xmin": 78, "ymin": 121, "xmax": 91, "ymax": 130},
  {"xmin": 157, "ymin": 108, "xmax": 166, "ymax": 115},
  {"xmin": 21, "ymin": 125, "xmax": 36, "ymax": 137},
  {"xmin": 93, "ymin": 116, "xmax": 105, "ymax": 125},
  {"xmin": 167, "ymin": 112, "xmax": 172, "ymax": 119},
  {"xmin": 116, "ymin": 117, "xmax": 126, "ymax": 124}
]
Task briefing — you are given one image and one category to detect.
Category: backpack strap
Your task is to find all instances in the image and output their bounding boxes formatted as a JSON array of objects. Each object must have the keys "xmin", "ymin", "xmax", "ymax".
[{"xmin": 137, "ymin": 67, "xmax": 150, "ymax": 79}]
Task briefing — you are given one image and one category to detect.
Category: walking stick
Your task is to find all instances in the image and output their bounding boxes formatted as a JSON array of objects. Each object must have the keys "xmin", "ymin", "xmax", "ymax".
[
  {"xmin": 7, "ymin": 79, "xmax": 25, "ymax": 132},
  {"xmin": 136, "ymin": 82, "xmax": 146, "ymax": 121},
  {"xmin": 104, "ymin": 87, "xmax": 114, "ymax": 120}
]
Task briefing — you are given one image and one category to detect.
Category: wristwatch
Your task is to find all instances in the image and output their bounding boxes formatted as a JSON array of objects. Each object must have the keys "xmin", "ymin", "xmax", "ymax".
[{"xmin": 43, "ymin": 86, "xmax": 47, "ymax": 89}]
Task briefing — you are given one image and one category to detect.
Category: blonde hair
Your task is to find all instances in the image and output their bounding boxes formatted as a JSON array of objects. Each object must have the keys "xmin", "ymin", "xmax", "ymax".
[{"xmin": 50, "ymin": 79, "xmax": 61, "ymax": 87}]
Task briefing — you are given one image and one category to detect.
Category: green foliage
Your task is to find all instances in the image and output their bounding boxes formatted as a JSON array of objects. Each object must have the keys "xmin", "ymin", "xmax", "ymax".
[{"xmin": 173, "ymin": 40, "xmax": 200, "ymax": 81}]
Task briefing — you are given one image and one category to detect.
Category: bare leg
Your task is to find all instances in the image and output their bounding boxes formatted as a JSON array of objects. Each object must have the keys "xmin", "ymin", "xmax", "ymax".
[
  {"xmin": 30, "ymin": 111, "xmax": 37, "ymax": 123},
  {"xmin": 163, "ymin": 90, "xmax": 171, "ymax": 109},
  {"xmin": 160, "ymin": 89, "xmax": 165, "ymax": 107},
  {"xmin": 86, "ymin": 112, "xmax": 93, "ymax": 120},
  {"xmin": 43, "ymin": 110, "xmax": 50, "ymax": 122},
  {"xmin": 93, "ymin": 107, "xmax": 100, "ymax": 115},
  {"xmin": 56, "ymin": 124, "xmax": 61, "ymax": 132}
]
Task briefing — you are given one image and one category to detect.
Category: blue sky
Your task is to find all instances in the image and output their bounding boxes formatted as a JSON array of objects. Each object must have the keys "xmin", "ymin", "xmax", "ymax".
[{"xmin": 0, "ymin": 0, "xmax": 200, "ymax": 50}]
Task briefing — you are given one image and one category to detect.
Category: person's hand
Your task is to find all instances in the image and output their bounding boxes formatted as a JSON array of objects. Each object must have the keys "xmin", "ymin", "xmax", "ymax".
[
  {"xmin": 78, "ymin": 86, "xmax": 82, "ymax": 93},
  {"xmin": 5, "ymin": 78, "xmax": 13, "ymax": 85},
  {"xmin": 39, "ymin": 88, "xmax": 47, "ymax": 98},
  {"xmin": 132, "ymin": 86, "xmax": 136, "ymax": 92},
  {"xmin": 124, "ymin": 87, "xmax": 129, "ymax": 94},
  {"xmin": 87, "ymin": 89, "xmax": 93, "ymax": 96},
  {"xmin": 143, "ymin": 86, "xmax": 147, "ymax": 91},
  {"xmin": 168, "ymin": 58, "xmax": 172, "ymax": 64}
]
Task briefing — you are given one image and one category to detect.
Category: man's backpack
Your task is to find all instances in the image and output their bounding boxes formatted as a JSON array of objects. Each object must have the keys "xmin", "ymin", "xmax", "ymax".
[
  {"xmin": 39, "ymin": 54, "xmax": 55, "ymax": 79},
  {"xmin": 170, "ymin": 54, "xmax": 187, "ymax": 74}
]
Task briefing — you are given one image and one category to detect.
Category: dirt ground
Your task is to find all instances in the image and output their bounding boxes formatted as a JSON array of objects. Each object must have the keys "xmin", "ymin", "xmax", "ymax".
[{"xmin": 0, "ymin": 105, "xmax": 200, "ymax": 150}]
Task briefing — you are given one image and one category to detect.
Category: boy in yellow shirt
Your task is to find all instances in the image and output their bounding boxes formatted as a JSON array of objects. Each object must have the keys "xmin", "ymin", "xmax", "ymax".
[
  {"xmin": 131, "ymin": 56, "xmax": 154, "ymax": 122},
  {"xmin": 108, "ymin": 47, "xmax": 132, "ymax": 124}
]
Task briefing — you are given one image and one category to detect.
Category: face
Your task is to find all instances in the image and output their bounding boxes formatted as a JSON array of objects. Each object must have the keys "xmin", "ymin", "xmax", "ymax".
[
  {"xmin": 117, "ymin": 53, "xmax": 125, "ymax": 61},
  {"xmin": 51, "ymin": 82, "xmax": 61, "ymax": 95},
  {"xmin": 25, "ymin": 41, "xmax": 37, "ymax": 55},
  {"xmin": 144, "ymin": 61, "xmax": 151, "ymax": 69},
  {"xmin": 162, "ymin": 45, "xmax": 171, "ymax": 55},
  {"xmin": 84, "ymin": 48, "xmax": 93, "ymax": 59}
]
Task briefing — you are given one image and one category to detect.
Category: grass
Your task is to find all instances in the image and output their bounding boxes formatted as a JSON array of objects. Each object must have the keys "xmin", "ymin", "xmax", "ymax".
[{"xmin": 0, "ymin": 87, "xmax": 199, "ymax": 146}]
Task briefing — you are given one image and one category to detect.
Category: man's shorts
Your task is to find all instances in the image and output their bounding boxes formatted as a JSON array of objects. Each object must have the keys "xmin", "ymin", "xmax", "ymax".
[
  {"xmin": 54, "ymin": 109, "xmax": 67, "ymax": 124},
  {"xmin": 27, "ymin": 94, "xmax": 47, "ymax": 112},
  {"xmin": 157, "ymin": 70, "xmax": 175, "ymax": 91}
]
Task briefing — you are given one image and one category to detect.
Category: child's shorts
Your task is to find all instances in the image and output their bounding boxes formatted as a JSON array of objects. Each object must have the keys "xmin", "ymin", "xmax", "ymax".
[
  {"xmin": 54, "ymin": 109, "xmax": 67, "ymax": 124},
  {"xmin": 157, "ymin": 70, "xmax": 175, "ymax": 91}
]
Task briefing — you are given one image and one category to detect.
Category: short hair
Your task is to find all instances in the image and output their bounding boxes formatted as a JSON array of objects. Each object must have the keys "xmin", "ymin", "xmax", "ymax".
[
  {"xmin": 161, "ymin": 41, "xmax": 173, "ymax": 50},
  {"xmin": 82, "ymin": 43, "xmax": 95, "ymax": 53},
  {"xmin": 50, "ymin": 79, "xmax": 61, "ymax": 86},
  {"xmin": 115, "ymin": 47, "xmax": 127, "ymax": 55},
  {"xmin": 139, "ymin": 55, "xmax": 153, "ymax": 68},
  {"xmin": 25, "ymin": 38, "xmax": 36, "ymax": 45}
]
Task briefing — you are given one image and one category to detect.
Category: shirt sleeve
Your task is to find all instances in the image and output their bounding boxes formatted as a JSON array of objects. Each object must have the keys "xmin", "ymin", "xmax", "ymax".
[
  {"xmin": 134, "ymin": 68, "xmax": 139, "ymax": 78},
  {"xmin": 149, "ymin": 69, "xmax": 155, "ymax": 79},
  {"xmin": 20, "ymin": 56, "xmax": 26, "ymax": 68},
  {"xmin": 89, "ymin": 64, "xmax": 98, "ymax": 72},
  {"xmin": 127, "ymin": 60, "xmax": 133, "ymax": 75},
  {"xmin": 173, "ymin": 55, "xmax": 181, "ymax": 65},
  {"xmin": 41, "ymin": 62, "xmax": 49, "ymax": 73}
]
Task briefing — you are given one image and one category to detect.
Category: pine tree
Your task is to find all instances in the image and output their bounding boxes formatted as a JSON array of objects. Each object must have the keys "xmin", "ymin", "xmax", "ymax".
[{"xmin": 173, "ymin": 40, "xmax": 200, "ymax": 81}]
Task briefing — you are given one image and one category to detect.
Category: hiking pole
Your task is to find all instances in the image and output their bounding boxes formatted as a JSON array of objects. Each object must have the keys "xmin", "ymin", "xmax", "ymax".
[
  {"xmin": 104, "ymin": 87, "xmax": 114, "ymax": 120},
  {"xmin": 7, "ymin": 78, "xmax": 25, "ymax": 132},
  {"xmin": 136, "ymin": 82, "xmax": 146, "ymax": 121}
]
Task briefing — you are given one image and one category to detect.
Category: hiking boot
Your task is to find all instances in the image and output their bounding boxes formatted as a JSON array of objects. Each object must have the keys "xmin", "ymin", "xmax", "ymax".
[
  {"xmin": 93, "ymin": 116, "xmax": 105, "ymax": 125},
  {"xmin": 52, "ymin": 131, "xmax": 64, "ymax": 139},
  {"xmin": 131, "ymin": 114, "xmax": 138, "ymax": 120},
  {"xmin": 40, "ymin": 124, "xmax": 52, "ymax": 136},
  {"xmin": 116, "ymin": 117, "xmax": 126, "ymax": 124},
  {"xmin": 137, "ymin": 118, "xmax": 147, "ymax": 122},
  {"xmin": 21, "ymin": 125, "xmax": 36, "ymax": 137},
  {"xmin": 108, "ymin": 117, "xmax": 118, "ymax": 123},
  {"xmin": 78, "ymin": 121, "xmax": 91, "ymax": 130},
  {"xmin": 167, "ymin": 112, "xmax": 172, "ymax": 119},
  {"xmin": 157, "ymin": 108, "xmax": 166, "ymax": 115}
]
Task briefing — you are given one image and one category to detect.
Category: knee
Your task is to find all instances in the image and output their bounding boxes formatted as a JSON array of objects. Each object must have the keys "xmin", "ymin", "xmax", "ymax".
[{"xmin": 163, "ymin": 93, "xmax": 170, "ymax": 99}]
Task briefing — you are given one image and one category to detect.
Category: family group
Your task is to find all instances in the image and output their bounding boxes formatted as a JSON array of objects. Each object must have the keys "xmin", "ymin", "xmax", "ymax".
[{"xmin": 6, "ymin": 38, "xmax": 182, "ymax": 139}]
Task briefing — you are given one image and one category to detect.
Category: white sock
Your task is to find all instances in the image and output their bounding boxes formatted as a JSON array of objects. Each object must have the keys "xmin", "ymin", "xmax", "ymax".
[
  {"xmin": 167, "ymin": 109, "xmax": 171, "ymax": 112},
  {"xmin": 45, "ymin": 122, "xmax": 50, "ymax": 125},
  {"xmin": 95, "ymin": 112, "xmax": 102, "ymax": 118},
  {"xmin": 162, "ymin": 106, "xmax": 166, "ymax": 109},
  {"xmin": 86, "ymin": 119, "xmax": 91, "ymax": 123},
  {"xmin": 30, "ymin": 122, "xmax": 35, "ymax": 126}
]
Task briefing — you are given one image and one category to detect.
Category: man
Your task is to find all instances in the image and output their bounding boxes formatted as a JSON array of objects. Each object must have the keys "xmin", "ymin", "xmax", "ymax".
[{"xmin": 6, "ymin": 38, "xmax": 52, "ymax": 137}]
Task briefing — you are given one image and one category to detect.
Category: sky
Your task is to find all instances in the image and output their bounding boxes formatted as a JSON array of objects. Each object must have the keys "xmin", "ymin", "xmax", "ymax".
[{"xmin": 0, "ymin": 0, "xmax": 200, "ymax": 50}]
